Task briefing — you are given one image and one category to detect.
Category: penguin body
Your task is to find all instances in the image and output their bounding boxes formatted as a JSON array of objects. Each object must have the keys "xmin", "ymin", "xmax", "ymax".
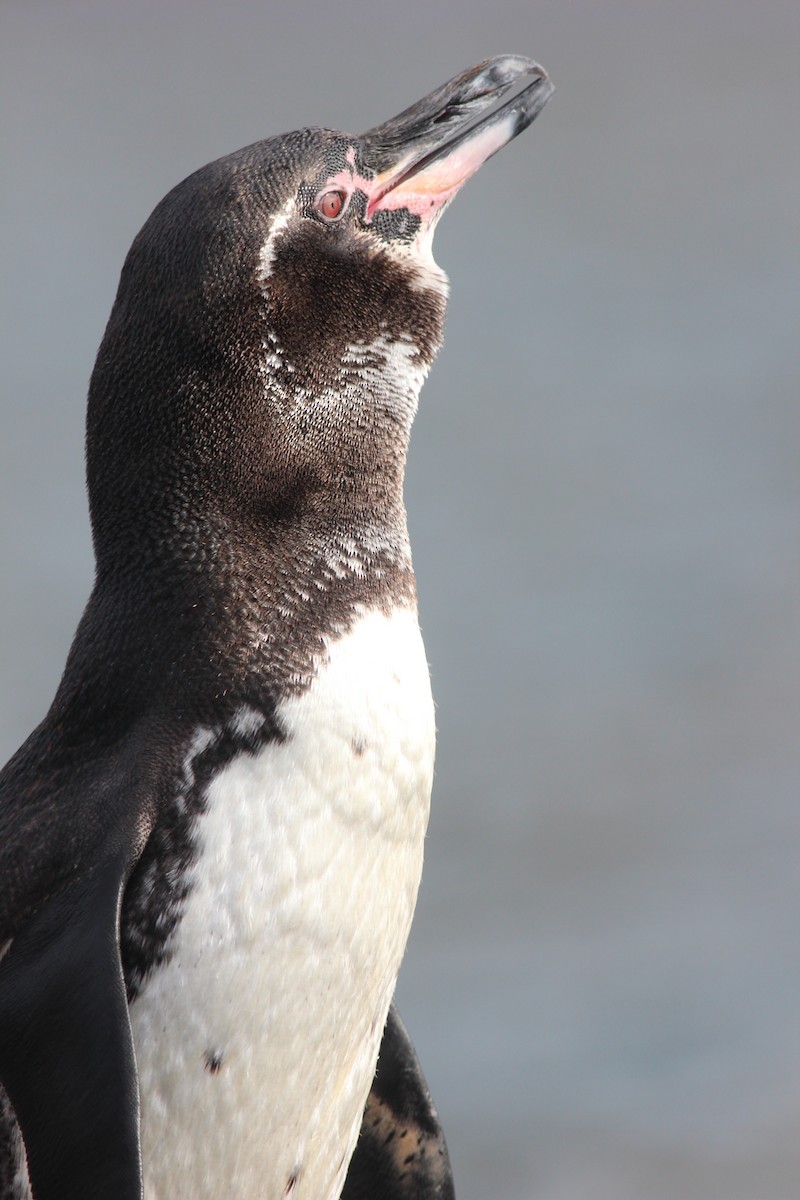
[
  {"xmin": 132, "ymin": 609, "xmax": 434, "ymax": 1199},
  {"xmin": 0, "ymin": 57, "xmax": 553, "ymax": 1200}
]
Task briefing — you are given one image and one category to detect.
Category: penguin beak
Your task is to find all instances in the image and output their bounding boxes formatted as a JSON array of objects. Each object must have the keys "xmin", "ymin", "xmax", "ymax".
[{"xmin": 360, "ymin": 56, "xmax": 553, "ymax": 224}]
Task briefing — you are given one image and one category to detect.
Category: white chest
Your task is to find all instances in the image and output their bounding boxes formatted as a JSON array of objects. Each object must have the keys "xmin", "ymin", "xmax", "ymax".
[{"xmin": 130, "ymin": 606, "xmax": 435, "ymax": 1200}]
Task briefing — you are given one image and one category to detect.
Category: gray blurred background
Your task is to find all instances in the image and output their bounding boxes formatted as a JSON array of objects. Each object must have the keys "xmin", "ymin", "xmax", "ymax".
[{"xmin": 1, "ymin": 2, "xmax": 799, "ymax": 1197}]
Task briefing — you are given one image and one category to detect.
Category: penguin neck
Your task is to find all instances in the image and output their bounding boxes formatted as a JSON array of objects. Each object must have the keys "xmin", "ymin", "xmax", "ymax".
[
  {"xmin": 79, "ymin": 479, "xmax": 418, "ymax": 722},
  {"xmin": 89, "ymin": 419, "xmax": 418, "ymax": 645},
  {"xmin": 86, "ymin": 312, "xmax": 429, "ymax": 663},
  {"xmin": 91, "ymin": 477, "xmax": 415, "ymax": 595}
]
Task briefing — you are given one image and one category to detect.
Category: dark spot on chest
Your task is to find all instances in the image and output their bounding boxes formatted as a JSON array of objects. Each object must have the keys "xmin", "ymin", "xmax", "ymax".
[{"xmin": 204, "ymin": 1049, "xmax": 224, "ymax": 1074}]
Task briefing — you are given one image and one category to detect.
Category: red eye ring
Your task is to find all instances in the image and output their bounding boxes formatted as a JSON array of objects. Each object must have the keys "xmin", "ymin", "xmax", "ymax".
[{"xmin": 316, "ymin": 189, "xmax": 347, "ymax": 222}]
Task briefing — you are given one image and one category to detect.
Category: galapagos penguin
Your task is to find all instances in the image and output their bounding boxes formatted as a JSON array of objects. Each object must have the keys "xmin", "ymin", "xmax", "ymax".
[{"xmin": 0, "ymin": 56, "xmax": 553, "ymax": 1200}]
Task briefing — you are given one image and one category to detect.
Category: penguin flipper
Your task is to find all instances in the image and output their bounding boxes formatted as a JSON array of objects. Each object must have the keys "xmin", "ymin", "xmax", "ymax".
[
  {"xmin": 343, "ymin": 1004, "xmax": 455, "ymax": 1200},
  {"xmin": 0, "ymin": 850, "xmax": 141, "ymax": 1200}
]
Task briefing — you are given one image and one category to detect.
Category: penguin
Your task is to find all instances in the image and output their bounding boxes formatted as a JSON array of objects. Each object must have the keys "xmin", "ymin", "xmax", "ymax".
[{"xmin": 0, "ymin": 56, "xmax": 553, "ymax": 1200}]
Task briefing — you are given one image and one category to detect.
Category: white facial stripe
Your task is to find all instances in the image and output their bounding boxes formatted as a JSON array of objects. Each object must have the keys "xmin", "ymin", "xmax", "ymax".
[{"xmin": 257, "ymin": 195, "xmax": 296, "ymax": 285}]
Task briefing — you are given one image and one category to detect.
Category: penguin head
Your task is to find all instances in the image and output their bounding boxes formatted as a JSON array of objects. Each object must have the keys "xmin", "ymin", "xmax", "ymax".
[{"xmin": 87, "ymin": 57, "xmax": 553, "ymax": 563}]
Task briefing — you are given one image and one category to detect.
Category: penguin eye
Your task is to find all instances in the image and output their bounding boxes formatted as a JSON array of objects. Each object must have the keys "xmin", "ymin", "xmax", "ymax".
[{"xmin": 315, "ymin": 190, "xmax": 347, "ymax": 222}]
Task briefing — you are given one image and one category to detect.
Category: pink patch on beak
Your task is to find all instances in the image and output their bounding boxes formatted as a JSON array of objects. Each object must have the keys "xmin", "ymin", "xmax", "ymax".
[{"xmin": 366, "ymin": 118, "xmax": 515, "ymax": 223}]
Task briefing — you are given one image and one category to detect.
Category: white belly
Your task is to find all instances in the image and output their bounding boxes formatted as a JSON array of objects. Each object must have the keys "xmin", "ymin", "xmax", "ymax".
[{"xmin": 130, "ymin": 605, "xmax": 435, "ymax": 1200}]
